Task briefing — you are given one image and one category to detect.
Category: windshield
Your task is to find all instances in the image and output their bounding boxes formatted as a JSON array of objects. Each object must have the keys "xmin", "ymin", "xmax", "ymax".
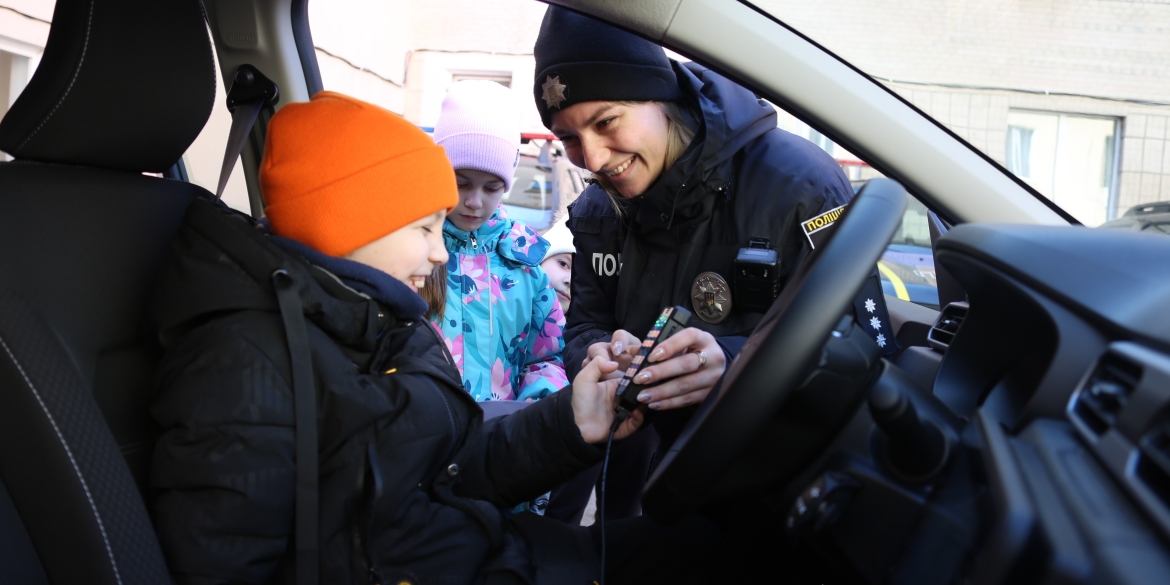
[{"xmin": 750, "ymin": 0, "xmax": 1170, "ymax": 227}]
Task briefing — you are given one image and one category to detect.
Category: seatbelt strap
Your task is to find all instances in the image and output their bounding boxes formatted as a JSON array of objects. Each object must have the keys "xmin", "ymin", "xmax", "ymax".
[
  {"xmin": 272, "ymin": 269, "xmax": 319, "ymax": 585},
  {"xmin": 216, "ymin": 65, "xmax": 280, "ymax": 201},
  {"xmin": 215, "ymin": 99, "xmax": 263, "ymax": 200}
]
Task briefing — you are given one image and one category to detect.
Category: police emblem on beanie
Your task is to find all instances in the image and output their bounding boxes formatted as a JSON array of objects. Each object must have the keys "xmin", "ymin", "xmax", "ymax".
[
  {"xmin": 541, "ymin": 75, "xmax": 567, "ymax": 109},
  {"xmin": 532, "ymin": 6, "xmax": 684, "ymax": 128}
]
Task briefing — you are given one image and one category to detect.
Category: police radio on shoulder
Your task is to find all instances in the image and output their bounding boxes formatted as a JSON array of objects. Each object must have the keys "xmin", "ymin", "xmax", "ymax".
[{"xmin": 612, "ymin": 306, "xmax": 693, "ymax": 428}]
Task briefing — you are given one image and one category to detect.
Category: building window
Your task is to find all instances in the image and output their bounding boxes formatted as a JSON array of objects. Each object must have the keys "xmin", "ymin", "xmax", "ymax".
[
  {"xmin": 1102, "ymin": 135, "xmax": 1115, "ymax": 189},
  {"xmin": 450, "ymin": 71, "xmax": 512, "ymax": 88},
  {"xmin": 1005, "ymin": 125, "xmax": 1033, "ymax": 178},
  {"xmin": 808, "ymin": 128, "xmax": 835, "ymax": 156},
  {"xmin": 1005, "ymin": 110, "xmax": 1119, "ymax": 226}
]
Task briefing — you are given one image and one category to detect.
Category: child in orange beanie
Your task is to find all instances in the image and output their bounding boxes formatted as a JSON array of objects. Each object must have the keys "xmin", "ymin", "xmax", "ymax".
[{"xmin": 148, "ymin": 91, "xmax": 664, "ymax": 585}]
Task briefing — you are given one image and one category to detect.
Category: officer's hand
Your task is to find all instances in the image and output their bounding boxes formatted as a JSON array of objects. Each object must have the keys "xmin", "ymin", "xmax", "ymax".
[
  {"xmin": 581, "ymin": 330, "xmax": 641, "ymax": 381},
  {"xmin": 629, "ymin": 328, "xmax": 726, "ymax": 411},
  {"xmin": 570, "ymin": 357, "xmax": 644, "ymax": 443}
]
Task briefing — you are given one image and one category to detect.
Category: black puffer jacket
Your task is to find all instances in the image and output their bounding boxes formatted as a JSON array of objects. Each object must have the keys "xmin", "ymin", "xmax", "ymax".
[
  {"xmin": 564, "ymin": 62, "xmax": 854, "ymax": 376},
  {"xmin": 149, "ymin": 198, "xmax": 602, "ymax": 585}
]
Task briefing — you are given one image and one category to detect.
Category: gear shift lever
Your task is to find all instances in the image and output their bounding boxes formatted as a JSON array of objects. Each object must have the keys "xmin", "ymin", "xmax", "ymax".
[{"xmin": 868, "ymin": 365, "xmax": 950, "ymax": 481}]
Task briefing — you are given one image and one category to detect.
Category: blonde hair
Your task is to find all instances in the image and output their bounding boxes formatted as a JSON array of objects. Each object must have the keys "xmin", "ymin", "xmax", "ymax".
[{"xmin": 590, "ymin": 101, "xmax": 697, "ymax": 216}]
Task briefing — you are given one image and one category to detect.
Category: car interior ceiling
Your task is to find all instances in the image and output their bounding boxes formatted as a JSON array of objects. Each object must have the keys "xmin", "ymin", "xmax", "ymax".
[{"xmin": 2, "ymin": 0, "xmax": 1170, "ymax": 584}]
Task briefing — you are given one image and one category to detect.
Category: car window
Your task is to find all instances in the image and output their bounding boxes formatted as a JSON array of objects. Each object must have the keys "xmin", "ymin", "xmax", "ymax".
[
  {"xmin": 880, "ymin": 197, "xmax": 938, "ymax": 310},
  {"xmin": 773, "ymin": 106, "xmax": 940, "ymax": 308},
  {"xmin": 749, "ymin": 0, "xmax": 1170, "ymax": 228},
  {"xmin": 303, "ymin": 0, "xmax": 944, "ymax": 301}
]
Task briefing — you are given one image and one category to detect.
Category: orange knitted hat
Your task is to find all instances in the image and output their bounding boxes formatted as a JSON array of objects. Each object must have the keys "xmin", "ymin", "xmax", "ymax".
[{"xmin": 260, "ymin": 91, "xmax": 457, "ymax": 257}]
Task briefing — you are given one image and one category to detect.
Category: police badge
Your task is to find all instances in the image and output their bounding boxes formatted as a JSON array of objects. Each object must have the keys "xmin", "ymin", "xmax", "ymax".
[
  {"xmin": 691, "ymin": 272, "xmax": 732, "ymax": 324},
  {"xmin": 541, "ymin": 75, "xmax": 567, "ymax": 109}
]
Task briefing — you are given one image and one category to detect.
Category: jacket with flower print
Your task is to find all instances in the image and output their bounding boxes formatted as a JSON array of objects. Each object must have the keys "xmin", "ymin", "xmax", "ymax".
[{"xmin": 433, "ymin": 207, "xmax": 569, "ymax": 402}]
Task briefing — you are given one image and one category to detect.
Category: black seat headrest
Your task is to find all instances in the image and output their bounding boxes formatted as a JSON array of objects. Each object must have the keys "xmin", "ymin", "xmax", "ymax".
[{"xmin": 0, "ymin": 0, "xmax": 215, "ymax": 173}]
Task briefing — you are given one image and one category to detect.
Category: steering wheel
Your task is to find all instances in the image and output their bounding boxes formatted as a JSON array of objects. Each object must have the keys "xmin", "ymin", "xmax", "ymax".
[{"xmin": 642, "ymin": 178, "xmax": 909, "ymax": 519}]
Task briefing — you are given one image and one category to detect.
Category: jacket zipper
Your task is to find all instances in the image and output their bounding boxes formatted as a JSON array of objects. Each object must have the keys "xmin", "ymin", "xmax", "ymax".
[{"xmin": 467, "ymin": 231, "xmax": 492, "ymax": 336}]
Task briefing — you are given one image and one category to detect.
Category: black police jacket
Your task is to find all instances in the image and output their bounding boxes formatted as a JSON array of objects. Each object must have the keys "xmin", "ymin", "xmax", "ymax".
[
  {"xmin": 563, "ymin": 62, "xmax": 855, "ymax": 377},
  {"xmin": 149, "ymin": 198, "xmax": 603, "ymax": 585}
]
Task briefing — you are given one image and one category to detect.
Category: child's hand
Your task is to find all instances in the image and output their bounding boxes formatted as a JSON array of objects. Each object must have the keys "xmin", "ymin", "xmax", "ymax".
[
  {"xmin": 580, "ymin": 329, "xmax": 641, "ymax": 381},
  {"xmin": 570, "ymin": 357, "xmax": 643, "ymax": 443}
]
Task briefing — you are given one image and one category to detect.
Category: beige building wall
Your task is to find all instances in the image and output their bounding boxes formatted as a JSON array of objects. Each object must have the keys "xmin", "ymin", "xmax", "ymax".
[
  {"xmin": 11, "ymin": 1, "xmax": 1165, "ymax": 223},
  {"xmin": 758, "ymin": 0, "xmax": 1170, "ymax": 224},
  {"xmin": 311, "ymin": 0, "xmax": 547, "ymax": 133}
]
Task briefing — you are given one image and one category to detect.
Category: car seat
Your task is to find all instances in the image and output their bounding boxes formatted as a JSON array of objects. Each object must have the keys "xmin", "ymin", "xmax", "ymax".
[{"xmin": 0, "ymin": 0, "xmax": 215, "ymax": 583}]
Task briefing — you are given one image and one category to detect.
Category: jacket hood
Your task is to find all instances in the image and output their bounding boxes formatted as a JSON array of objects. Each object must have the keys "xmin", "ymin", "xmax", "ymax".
[
  {"xmin": 442, "ymin": 207, "xmax": 550, "ymax": 267},
  {"xmin": 628, "ymin": 61, "xmax": 779, "ymax": 230},
  {"xmin": 151, "ymin": 198, "xmax": 413, "ymax": 351}
]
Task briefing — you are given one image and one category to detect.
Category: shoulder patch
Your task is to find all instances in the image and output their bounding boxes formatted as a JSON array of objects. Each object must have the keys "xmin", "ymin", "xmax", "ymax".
[{"xmin": 801, "ymin": 204, "xmax": 847, "ymax": 250}]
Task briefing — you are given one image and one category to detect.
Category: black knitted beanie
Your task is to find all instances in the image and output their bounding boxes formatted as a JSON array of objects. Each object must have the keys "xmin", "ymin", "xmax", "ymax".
[{"xmin": 532, "ymin": 7, "xmax": 684, "ymax": 129}]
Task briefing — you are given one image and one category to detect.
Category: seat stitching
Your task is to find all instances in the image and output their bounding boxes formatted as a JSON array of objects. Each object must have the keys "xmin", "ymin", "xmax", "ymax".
[
  {"xmin": 0, "ymin": 334, "xmax": 124, "ymax": 585},
  {"xmin": 17, "ymin": 0, "xmax": 97, "ymax": 152},
  {"xmin": 198, "ymin": 0, "xmax": 216, "ymax": 99}
]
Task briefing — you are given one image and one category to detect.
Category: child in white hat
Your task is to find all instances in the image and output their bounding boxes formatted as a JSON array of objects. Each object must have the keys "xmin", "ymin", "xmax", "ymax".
[{"xmin": 540, "ymin": 220, "xmax": 575, "ymax": 315}]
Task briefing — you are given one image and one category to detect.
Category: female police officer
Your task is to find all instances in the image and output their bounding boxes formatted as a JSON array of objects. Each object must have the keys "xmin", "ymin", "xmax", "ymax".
[{"xmin": 534, "ymin": 7, "xmax": 857, "ymax": 521}]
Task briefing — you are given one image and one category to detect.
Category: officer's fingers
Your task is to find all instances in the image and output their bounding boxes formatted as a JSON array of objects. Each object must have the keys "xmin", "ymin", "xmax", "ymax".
[
  {"xmin": 647, "ymin": 390, "xmax": 710, "ymax": 411},
  {"xmin": 636, "ymin": 359, "xmax": 725, "ymax": 406},
  {"xmin": 643, "ymin": 371, "xmax": 720, "ymax": 410},
  {"xmin": 646, "ymin": 328, "xmax": 713, "ymax": 363},
  {"xmin": 634, "ymin": 339, "xmax": 723, "ymax": 387},
  {"xmin": 610, "ymin": 330, "xmax": 642, "ymax": 358},
  {"xmin": 631, "ymin": 351, "xmax": 695, "ymax": 387}
]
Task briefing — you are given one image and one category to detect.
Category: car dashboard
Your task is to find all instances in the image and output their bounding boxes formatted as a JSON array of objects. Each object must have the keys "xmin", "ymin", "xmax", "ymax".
[{"xmin": 795, "ymin": 223, "xmax": 1170, "ymax": 584}]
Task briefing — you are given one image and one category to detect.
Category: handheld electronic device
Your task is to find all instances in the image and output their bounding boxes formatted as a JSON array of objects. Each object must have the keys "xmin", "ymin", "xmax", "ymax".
[{"xmin": 613, "ymin": 305, "xmax": 693, "ymax": 422}]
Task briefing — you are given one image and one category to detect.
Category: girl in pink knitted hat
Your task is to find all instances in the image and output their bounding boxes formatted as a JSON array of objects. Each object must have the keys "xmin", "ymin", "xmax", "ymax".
[{"xmin": 430, "ymin": 80, "xmax": 569, "ymax": 405}]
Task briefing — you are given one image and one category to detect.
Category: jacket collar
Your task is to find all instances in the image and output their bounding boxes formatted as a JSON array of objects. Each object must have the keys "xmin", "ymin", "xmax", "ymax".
[
  {"xmin": 442, "ymin": 207, "xmax": 549, "ymax": 268},
  {"xmin": 629, "ymin": 61, "xmax": 778, "ymax": 231},
  {"xmin": 443, "ymin": 207, "xmax": 509, "ymax": 250},
  {"xmin": 269, "ymin": 235, "xmax": 427, "ymax": 322}
]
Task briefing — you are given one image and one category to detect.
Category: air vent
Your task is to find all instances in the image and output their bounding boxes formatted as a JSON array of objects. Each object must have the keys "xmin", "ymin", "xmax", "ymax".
[
  {"xmin": 1070, "ymin": 353, "xmax": 1142, "ymax": 435},
  {"xmin": 1135, "ymin": 424, "xmax": 1170, "ymax": 509},
  {"xmin": 927, "ymin": 301, "xmax": 968, "ymax": 352}
]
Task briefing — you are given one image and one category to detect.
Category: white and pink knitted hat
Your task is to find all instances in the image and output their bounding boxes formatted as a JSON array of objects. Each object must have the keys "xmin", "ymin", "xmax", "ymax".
[{"xmin": 433, "ymin": 80, "xmax": 521, "ymax": 191}]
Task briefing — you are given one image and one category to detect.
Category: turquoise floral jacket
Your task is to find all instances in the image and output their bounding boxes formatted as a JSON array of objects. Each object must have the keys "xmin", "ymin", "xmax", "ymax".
[{"xmin": 431, "ymin": 208, "xmax": 568, "ymax": 402}]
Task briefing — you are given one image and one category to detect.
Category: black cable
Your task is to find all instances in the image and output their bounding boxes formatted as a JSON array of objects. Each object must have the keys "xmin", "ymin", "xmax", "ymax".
[
  {"xmin": 878, "ymin": 76, "xmax": 1170, "ymax": 108},
  {"xmin": 599, "ymin": 411, "xmax": 625, "ymax": 585}
]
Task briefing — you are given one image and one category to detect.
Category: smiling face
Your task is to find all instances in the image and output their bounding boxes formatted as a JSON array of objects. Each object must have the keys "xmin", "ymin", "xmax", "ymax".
[
  {"xmin": 550, "ymin": 101, "xmax": 671, "ymax": 199},
  {"xmin": 344, "ymin": 210, "xmax": 449, "ymax": 292},
  {"xmin": 450, "ymin": 169, "xmax": 508, "ymax": 232},
  {"xmin": 540, "ymin": 252, "xmax": 573, "ymax": 313}
]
